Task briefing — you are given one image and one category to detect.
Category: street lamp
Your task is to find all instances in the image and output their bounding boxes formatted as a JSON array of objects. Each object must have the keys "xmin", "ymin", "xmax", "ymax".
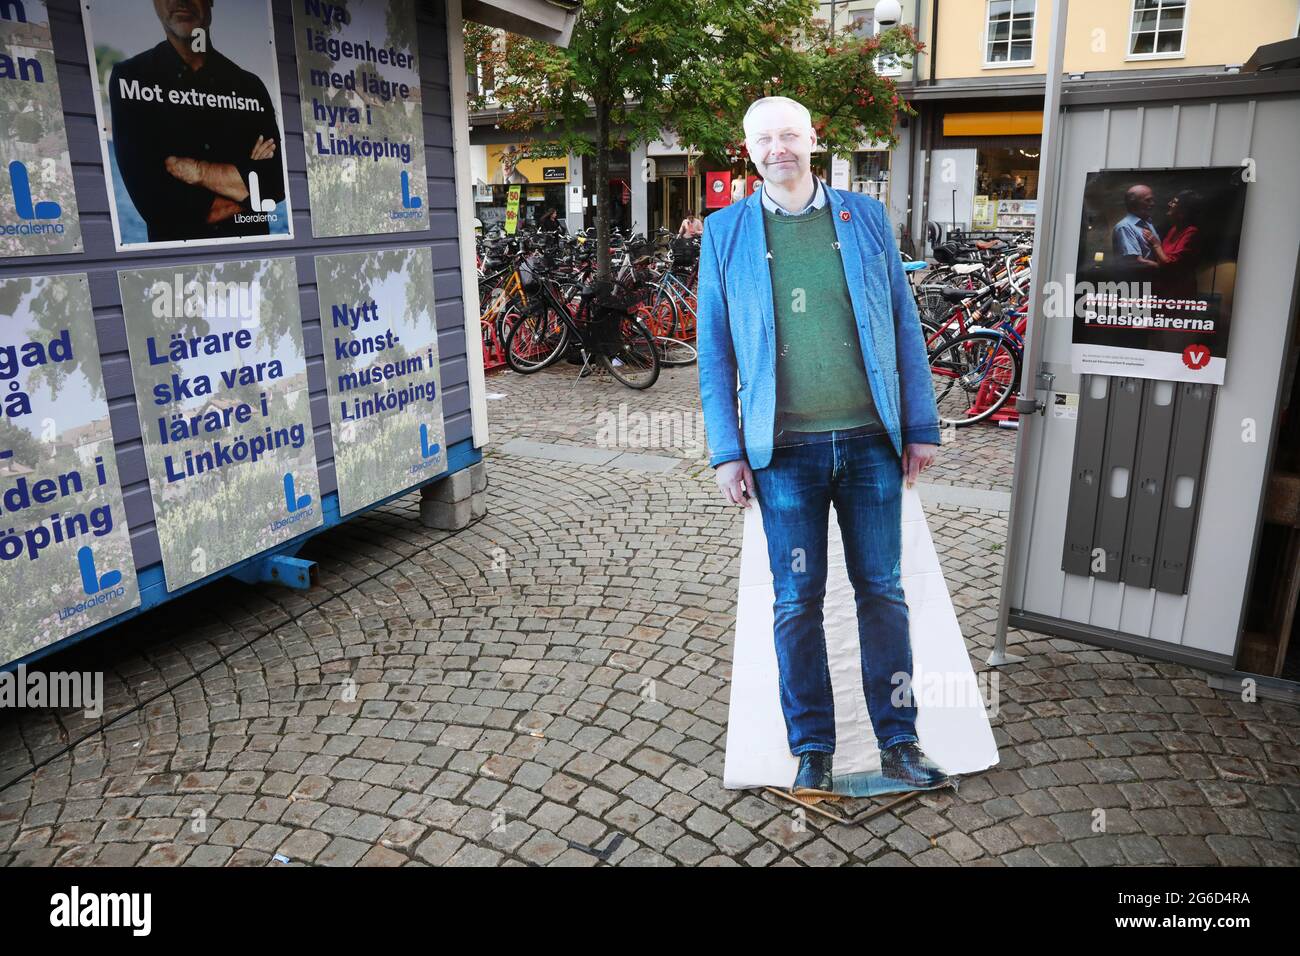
[{"xmin": 874, "ymin": 0, "xmax": 903, "ymax": 29}]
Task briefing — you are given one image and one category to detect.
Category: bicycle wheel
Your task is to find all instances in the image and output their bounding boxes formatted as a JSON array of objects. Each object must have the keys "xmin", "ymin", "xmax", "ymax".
[
  {"xmin": 505, "ymin": 304, "xmax": 568, "ymax": 373},
  {"xmin": 928, "ymin": 332, "xmax": 1019, "ymax": 427},
  {"xmin": 672, "ymin": 287, "xmax": 697, "ymax": 340},
  {"xmin": 643, "ymin": 288, "xmax": 679, "ymax": 338},
  {"xmin": 653, "ymin": 335, "xmax": 698, "ymax": 367},
  {"xmin": 601, "ymin": 316, "xmax": 660, "ymax": 389}
]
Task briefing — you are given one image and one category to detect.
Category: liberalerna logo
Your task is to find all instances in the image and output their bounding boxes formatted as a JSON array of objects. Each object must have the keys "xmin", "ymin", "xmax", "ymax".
[
  {"xmin": 77, "ymin": 546, "xmax": 122, "ymax": 596},
  {"xmin": 400, "ymin": 170, "xmax": 422, "ymax": 210},
  {"xmin": 7, "ymin": 160, "xmax": 61, "ymax": 220},
  {"xmin": 419, "ymin": 423, "xmax": 440, "ymax": 459},
  {"xmin": 248, "ymin": 171, "xmax": 276, "ymax": 213},
  {"xmin": 283, "ymin": 472, "xmax": 312, "ymax": 512}
]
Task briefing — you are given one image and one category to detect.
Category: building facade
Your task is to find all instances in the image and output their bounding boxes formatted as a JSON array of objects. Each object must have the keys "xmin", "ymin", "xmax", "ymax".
[
  {"xmin": 906, "ymin": 0, "xmax": 1300, "ymax": 245},
  {"xmin": 465, "ymin": 2, "xmax": 1299, "ymax": 249}
]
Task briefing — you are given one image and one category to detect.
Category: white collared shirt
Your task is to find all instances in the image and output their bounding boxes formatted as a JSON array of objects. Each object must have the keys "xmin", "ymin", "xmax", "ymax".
[{"xmin": 760, "ymin": 178, "xmax": 828, "ymax": 216}]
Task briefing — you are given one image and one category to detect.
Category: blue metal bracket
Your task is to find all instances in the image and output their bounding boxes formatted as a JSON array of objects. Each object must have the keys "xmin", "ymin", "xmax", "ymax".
[{"xmin": 230, "ymin": 554, "xmax": 318, "ymax": 591}]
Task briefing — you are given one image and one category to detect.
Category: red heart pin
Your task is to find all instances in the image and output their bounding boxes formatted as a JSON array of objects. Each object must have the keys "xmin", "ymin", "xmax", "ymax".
[{"xmin": 840, "ymin": 210, "xmax": 851, "ymax": 221}]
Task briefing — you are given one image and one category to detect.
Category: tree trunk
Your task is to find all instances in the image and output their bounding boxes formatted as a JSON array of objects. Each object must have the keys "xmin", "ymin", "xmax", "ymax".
[{"xmin": 595, "ymin": 96, "xmax": 612, "ymax": 280}]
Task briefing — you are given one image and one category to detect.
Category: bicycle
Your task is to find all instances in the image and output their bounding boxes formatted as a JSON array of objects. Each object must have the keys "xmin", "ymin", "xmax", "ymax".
[
  {"xmin": 917, "ymin": 241, "xmax": 1032, "ymax": 353},
  {"xmin": 928, "ymin": 302, "xmax": 1027, "ymax": 427},
  {"xmin": 504, "ymin": 260, "xmax": 661, "ymax": 390},
  {"xmin": 636, "ymin": 236, "xmax": 699, "ymax": 367}
]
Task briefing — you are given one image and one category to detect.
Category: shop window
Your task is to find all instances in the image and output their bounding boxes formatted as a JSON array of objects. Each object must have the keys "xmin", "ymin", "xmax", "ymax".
[
  {"xmin": 1128, "ymin": 0, "xmax": 1187, "ymax": 58},
  {"xmin": 976, "ymin": 147, "xmax": 1039, "ymax": 201},
  {"xmin": 984, "ymin": 0, "xmax": 1035, "ymax": 66},
  {"xmin": 852, "ymin": 151, "xmax": 890, "ymax": 201}
]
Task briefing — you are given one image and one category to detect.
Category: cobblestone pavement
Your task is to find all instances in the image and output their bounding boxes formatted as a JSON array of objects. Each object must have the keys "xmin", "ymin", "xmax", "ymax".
[{"xmin": 0, "ymin": 363, "xmax": 1296, "ymax": 867}]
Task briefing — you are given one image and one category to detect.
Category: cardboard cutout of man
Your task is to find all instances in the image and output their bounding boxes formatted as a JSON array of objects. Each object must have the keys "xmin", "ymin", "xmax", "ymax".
[{"xmin": 698, "ymin": 96, "xmax": 948, "ymax": 796}]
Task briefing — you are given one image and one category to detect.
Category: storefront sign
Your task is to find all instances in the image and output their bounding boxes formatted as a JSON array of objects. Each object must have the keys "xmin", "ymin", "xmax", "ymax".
[
  {"xmin": 1, "ymin": 273, "xmax": 138, "ymax": 662},
  {"xmin": 315, "ymin": 247, "xmax": 445, "ymax": 516},
  {"xmin": 705, "ymin": 171, "xmax": 730, "ymax": 209},
  {"xmin": 81, "ymin": 0, "xmax": 294, "ymax": 251},
  {"xmin": 117, "ymin": 258, "xmax": 321, "ymax": 590},
  {"xmin": 0, "ymin": 0, "xmax": 83, "ymax": 258},
  {"xmin": 486, "ymin": 143, "xmax": 568, "ymax": 185},
  {"xmin": 293, "ymin": 0, "xmax": 429, "ymax": 237},
  {"xmin": 1071, "ymin": 167, "xmax": 1247, "ymax": 384},
  {"xmin": 830, "ymin": 155, "xmax": 850, "ymax": 190}
]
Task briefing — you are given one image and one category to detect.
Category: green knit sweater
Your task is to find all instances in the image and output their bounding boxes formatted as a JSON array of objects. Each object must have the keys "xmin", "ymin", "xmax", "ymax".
[{"xmin": 762, "ymin": 204, "xmax": 882, "ymax": 433}]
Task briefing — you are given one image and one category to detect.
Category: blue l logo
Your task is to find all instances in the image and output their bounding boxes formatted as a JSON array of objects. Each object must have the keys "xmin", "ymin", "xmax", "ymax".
[
  {"xmin": 400, "ymin": 170, "xmax": 422, "ymax": 210},
  {"xmin": 8, "ymin": 161, "xmax": 61, "ymax": 220},
  {"xmin": 77, "ymin": 546, "xmax": 122, "ymax": 596},
  {"xmin": 283, "ymin": 473, "xmax": 312, "ymax": 512},
  {"xmin": 419, "ymin": 424, "xmax": 440, "ymax": 459}
]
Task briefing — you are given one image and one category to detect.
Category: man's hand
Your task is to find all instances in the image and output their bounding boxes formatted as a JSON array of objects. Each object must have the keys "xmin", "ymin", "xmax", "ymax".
[
  {"xmin": 901, "ymin": 442, "xmax": 938, "ymax": 488},
  {"xmin": 206, "ymin": 197, "xmax": 241, "ymax": 224},
  {"xmin": 165, "ymin": 155, "xmax": 252, "ymax": 202},
  {"xmin": 164, "ymin": 156, "xmax": 205, "ymax": 186},
  {"xmin": 250, "ymin": 135, "xmax": 276, "ymax": 162},
  {"xmin": 715, "ymin": 459, "xmax": 756, "ymax": 508}
]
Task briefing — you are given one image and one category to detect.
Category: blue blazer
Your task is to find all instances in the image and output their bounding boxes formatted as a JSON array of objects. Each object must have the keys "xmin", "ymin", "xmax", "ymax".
[{"xmin": 697, "ymin": 184, "xmax": 941, "ymax": 470}]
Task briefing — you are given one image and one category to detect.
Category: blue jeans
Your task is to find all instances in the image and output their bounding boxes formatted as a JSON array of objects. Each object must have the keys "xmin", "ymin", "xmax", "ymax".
[{"xmin": 751, "ymin": 425, "xmax": 918, "ymax": 756}]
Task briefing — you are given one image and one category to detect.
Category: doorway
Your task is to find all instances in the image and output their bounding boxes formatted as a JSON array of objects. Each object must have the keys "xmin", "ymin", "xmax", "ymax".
[
  {"xmin": 657, "ymin": 174, "xmax": 699, "ymax": 234},
  {"xmin": 1239, "ymin": 292, "xmax": 1300, "ymax": 681}
]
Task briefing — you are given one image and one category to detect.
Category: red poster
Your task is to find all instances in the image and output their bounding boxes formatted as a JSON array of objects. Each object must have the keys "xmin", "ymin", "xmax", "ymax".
[
  {"xmin": 746, "ymin": 175, "xmax": 761, "ymax": 197},
  {"xmin": 705, "ymin": 172, "xmax": 732, "ymax": 208}
]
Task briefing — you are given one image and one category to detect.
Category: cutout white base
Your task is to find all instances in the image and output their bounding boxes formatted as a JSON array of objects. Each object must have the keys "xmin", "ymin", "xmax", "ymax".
[{"xmin": 723, "ymin": 486, "xmax": 1000, "ymax": 797}]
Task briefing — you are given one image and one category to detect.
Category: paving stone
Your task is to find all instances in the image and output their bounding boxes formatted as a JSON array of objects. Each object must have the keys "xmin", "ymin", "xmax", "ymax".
[{"xmin": 0, "ymin": 365, "xmax": 1293, "ymax": 870}]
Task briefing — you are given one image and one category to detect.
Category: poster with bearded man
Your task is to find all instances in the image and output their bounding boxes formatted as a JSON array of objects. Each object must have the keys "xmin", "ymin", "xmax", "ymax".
[{"xmin": 82, "ymin": 0, "xmax": 295, "ymax": 250}]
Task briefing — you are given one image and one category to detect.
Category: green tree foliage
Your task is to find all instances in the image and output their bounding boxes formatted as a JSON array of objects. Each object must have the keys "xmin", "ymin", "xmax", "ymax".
[{"xmin": 465, "ymin": 1, "xmax": 920, "ymax": 275}]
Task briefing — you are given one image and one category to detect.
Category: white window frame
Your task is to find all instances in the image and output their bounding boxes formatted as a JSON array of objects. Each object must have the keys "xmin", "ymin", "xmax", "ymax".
[
  {"xmin": 850, "ymin": 6, "xmax": 902, "ymax": 76},
  {"xmin": 1126, "ymin": 0, "xmax": 1189, "ymax": 61},
  {"xmin": 981, "ymin": 0, "xmax": 1037, "ymax": 70}
]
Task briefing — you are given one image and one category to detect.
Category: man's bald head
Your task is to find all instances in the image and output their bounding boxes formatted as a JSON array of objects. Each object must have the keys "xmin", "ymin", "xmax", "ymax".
[
  {"xmin": 1125, "ymin": 184, "xmax": 1155, "ymax": 218},
  {"xmin": 742, "ymin": 97, "xmax": 813, "ymax": 139},
  {"xmin": 743, "ymin": 96, "xmax": 816, "ymax": 187}
]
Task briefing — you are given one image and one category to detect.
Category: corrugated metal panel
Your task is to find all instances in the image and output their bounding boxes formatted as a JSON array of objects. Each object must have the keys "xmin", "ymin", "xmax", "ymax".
[
  {"xmin": 0, "ymin": 0, "xmax": 473, "ymax": 571},
  {"xmin": 1008, "ymin": 92, "xmax": 1300, "ymax": 660}
]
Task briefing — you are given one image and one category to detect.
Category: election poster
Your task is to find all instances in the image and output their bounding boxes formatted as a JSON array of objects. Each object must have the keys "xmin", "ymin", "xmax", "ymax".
[
  {"xmin": 292, "ymin": 0, "xmax": 430, "ymax": 237},
  {"xmin": 1071, "ymin": 167, "xmax": 1247, "ymax": 384},
  {"xmin": 315, "ymin": 246, "xmax": 445, "ymax": 516},
  {"xmin": 1, "ymin": 274, "xmax": 139, "ymax": 665},
  {"xmin": 81, "ymin": 0, "xmax": 294, "ymax": 251},
  {"xmin": 1, "ymin": 0, "xmax": 83, "ymax": 257},
  {"xmin": 117, "ymin": 258, "xmax": 321, "ymax": 591}
]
